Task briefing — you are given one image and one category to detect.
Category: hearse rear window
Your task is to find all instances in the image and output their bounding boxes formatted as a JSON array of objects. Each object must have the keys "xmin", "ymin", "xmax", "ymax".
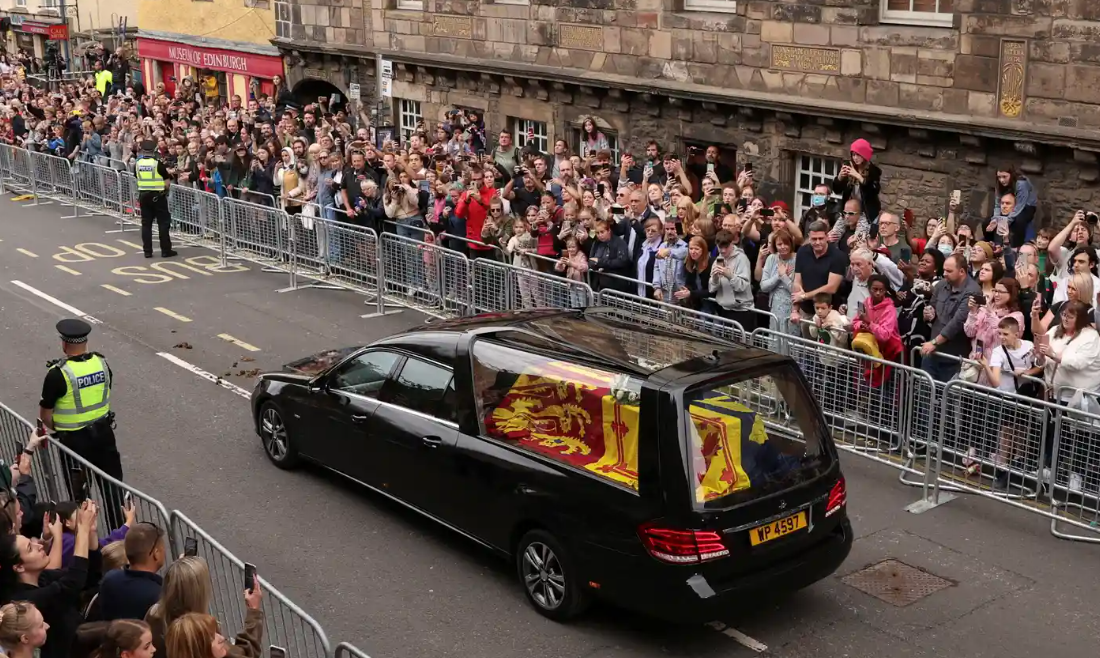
[
  {"xmin": 684, "ymin": 369, "xmax": 833, "ymax": 509},
  {"xmin": 472, "ymin": 340, "xmax": 643, "ymax": 492}
]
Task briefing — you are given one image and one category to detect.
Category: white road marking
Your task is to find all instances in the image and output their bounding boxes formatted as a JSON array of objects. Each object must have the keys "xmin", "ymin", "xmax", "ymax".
[
  {"xmin": 100, "ymin": 284, "xmax": 131, "ymax": 296},
  {"xmin": 10, "ymin": 280, "xmax": 101, "ymax": 324},
  {"xmin": 217, "ymin": 333, "xmax": 260, "ymax": 352},
  {"xmin": 156, "ymin": 352, "xmax": 251, "ymax": 399},
  {"xmin": 154, "ymin": 307, "xmax": 192, "ymax": 322},
  {"xmin": 705, "ymin": 621, "xmax": 769, "ymax": 653},
  {"xmin": 54, "ymin": 265, "xmax": 82, "ymax": 276},
  {"xmin": 16, "ymin": 248, "xmax": 38, "ymax": 258}
]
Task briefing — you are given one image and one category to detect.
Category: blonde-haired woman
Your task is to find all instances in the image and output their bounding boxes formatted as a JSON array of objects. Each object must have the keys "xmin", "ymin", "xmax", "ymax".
[
  {"xmin": 146, "ymin": 556, "xmax": 213, "ymax": 657},
  {"xmin": 160, "ymin": 570, "xmax": 263, "ymax": 658},
  {"xmin": 0, "ymin": 601, "xmax": 49, "ymax": 658}
]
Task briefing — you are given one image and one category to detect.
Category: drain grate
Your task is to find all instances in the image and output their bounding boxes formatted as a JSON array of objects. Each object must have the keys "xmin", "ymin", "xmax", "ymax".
[{"xmin": 842, "ymin": 559, "xmax": 954, "ymax": 607}]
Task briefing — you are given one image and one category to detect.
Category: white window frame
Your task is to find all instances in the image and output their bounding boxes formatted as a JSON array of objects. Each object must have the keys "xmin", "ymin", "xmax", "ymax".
[
  {"xmin": 397, "ymin": 99, "xmax": 422, "ymax": 144},
  {"xmin": 494, "ymin": 0, "xmax": 529, "ymax": 5},
  {"xmin": 395, "ymin": 0, "xmax": 423, "ymax": 10},
  {"xmin": 880, "ymin": 0, "xmax": 954, "ymax": 27},
  {"xmin": 513, "ymin": 118, "xmax": 548, "ymax": 155},
  {"xmin": 571, "ymin": 126, "xmax": 619, "ymax": 164},
  {"xmin": 684, "ymin": 0, "xmax": 737, "ymax": 14},
  {"xmin": 795, "ymin": 154, "xmax": 843, "ymax": 220},
  {"xmin": 15, "ymin": 0, "xmax": 26, "ymax": 6}
]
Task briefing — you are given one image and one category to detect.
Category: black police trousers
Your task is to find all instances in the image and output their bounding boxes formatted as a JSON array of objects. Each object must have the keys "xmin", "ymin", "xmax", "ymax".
[
  {"xmin": 139, "ymin": 191, "xmax": 174, "ymax": 256},
  {"xmin": 57, "ymin": 418, "xmax": 126, "ymax": 530}
]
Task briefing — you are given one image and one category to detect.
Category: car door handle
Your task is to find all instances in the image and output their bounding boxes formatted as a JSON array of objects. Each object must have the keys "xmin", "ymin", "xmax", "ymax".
[
  {"xmin": 351, "ymin": 414, "xmax": 369, "ymax": 424},
  {"xmin": 422, "ymin": 435, "xmax": 443, "ymax": 448}
]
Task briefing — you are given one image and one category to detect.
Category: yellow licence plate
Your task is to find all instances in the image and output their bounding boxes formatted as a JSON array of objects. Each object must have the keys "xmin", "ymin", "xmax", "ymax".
[{"xmin": 749, "ymin": 511, "xmax": 808, "ymax": 546}]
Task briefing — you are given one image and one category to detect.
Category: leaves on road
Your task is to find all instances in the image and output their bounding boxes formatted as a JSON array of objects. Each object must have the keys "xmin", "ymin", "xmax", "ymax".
[{"xmin": 173, "ymin": 342, "xmax": 193, "ymax": 350}]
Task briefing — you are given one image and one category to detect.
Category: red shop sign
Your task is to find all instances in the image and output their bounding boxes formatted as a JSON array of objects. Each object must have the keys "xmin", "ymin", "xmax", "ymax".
[
  {"xmin": 137, "ymin": 38, "xmax": 284, "ymax": 78},
  {"xmin": 47, "ymin": 24, "xmax": 68, "ymax": 41},
  {"xmin": 18, "ymin": 21, "xmax": 55, "ymax": 36}
]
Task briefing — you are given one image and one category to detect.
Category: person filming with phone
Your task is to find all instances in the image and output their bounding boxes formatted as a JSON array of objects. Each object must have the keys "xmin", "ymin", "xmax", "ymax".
[
  {"xmin": 831, "ymin": 138, "xmax": 881, "ymax": 225},
  {"xmin": 0, "ymin": 501, "xmax": 99, "ymax": 658}
]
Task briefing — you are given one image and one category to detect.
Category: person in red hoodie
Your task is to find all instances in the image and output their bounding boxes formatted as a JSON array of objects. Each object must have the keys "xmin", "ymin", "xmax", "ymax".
[
  {"xmin": 456, "ymin": 164, "xmax": 498, "ymax": 259},
  {"xmin": 851, "ymin": 273, "xmax": 903, "ymax": 445}
]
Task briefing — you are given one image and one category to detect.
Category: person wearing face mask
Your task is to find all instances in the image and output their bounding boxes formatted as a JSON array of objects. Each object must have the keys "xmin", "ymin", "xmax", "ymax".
[{"xmin": 799, "ymin": 183, "xmax": 836, "ymax": 236}]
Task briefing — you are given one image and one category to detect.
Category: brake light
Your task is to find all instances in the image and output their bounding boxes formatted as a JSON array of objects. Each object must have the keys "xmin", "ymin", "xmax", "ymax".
[
  {"xmin": 638, "ymin": 523, "xmax": 730, "ymax": 564},
  {"xmin": 826, "ymin": 477, "xmax": 847, "ymax": 517}
]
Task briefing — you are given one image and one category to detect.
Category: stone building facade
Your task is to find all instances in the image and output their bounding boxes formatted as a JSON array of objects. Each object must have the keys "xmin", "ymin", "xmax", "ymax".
[{"xmin": 273, "ymin": 0, "xmax": 1100, "ymax": 226}]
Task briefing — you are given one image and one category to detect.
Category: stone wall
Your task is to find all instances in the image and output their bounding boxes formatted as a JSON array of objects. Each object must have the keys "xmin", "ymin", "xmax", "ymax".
[
  {"xmin": 333, "ymin": 0, "xmax": 1100, "ymax": 134},
  {"xmin": 386, "ymin": 76, "xmax": 1099, "ymax": 228}
]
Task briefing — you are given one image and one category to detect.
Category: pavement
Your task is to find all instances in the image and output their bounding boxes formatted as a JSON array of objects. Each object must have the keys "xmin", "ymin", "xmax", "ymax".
[{"xmin": 0, "ymin": 194, "xmax": 1097, "ymax": 658}]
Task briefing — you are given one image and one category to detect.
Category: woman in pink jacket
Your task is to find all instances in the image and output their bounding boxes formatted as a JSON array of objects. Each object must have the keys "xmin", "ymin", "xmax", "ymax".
[{"xmin": 964, "ymin": 277, "xmax": 1024, "ymax": 386}]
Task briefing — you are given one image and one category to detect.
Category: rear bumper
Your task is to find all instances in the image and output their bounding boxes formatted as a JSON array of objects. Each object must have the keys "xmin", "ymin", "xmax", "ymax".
[{"xmin": 593, "ymin": 517, "xmax": 853, "ymax": 623}]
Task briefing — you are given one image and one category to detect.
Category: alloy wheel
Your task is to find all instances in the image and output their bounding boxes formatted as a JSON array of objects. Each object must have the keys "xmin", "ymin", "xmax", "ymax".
[
  {"xmin": 260, "ymin": 406, "xmax": 288, "ymax": 461},
  {"xmin": 521, "ymin": 541, "xmax": 566, "ymax": 610}
]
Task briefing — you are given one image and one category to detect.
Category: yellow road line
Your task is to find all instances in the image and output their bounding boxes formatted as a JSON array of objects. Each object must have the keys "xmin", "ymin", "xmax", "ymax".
[
  {"xmin": 101, "ymin": 284, "xmax": 131, "ymax": 296},
  {"xmin": 54, "ymin": 265, "xmax": 81, "ymax": 276},
  {"xmin": 154, "ymin": 307, "xmax": 192, "ymax": 322},
  {"xmin": 16, "ymin": 248, "xmax": 37, "ymax": 258},
  {"xmin": 118, "ymin": 240, "xmax": 144, "ymax": 250},
  {"xmin": 217, "ymin": 333, "xmax": 261, "ymax": 352}
]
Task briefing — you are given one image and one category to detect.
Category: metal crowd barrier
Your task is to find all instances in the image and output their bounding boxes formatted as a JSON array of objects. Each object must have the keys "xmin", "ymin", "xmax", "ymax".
[
  {"xmin": 0, "ymin": 399, "xmax": 336, "ymax": 656},
  {"xmin": 2, "ymin": 142, "xmax": 1099, "ymax": 547},
  {"xmin": 71, "ymin": 161, "xmax": 123, "ymax": 218},
  {"xmin": 170, "ymin": 511, "xmax": 332, "ymax": 658},
  {"xmin": 334, "ymin": 643, "xmax": 372, "ymax": 658}
]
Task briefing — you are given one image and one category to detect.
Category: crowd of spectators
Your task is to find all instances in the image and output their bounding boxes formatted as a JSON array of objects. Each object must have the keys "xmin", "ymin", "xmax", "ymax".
[
  {"xmin": 0, "ymin": 44, "xmax": 1097, "ymax": 491},
  {"xmin": 0, "ymin": 429, "xmax": 265, "ymax": 658}
]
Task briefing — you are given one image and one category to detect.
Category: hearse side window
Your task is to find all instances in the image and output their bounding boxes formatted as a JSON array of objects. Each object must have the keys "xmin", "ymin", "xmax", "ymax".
[
  {"xmin": 684, "ymin": 369, "xmax": 833, "ymax": 510},
  {"xmin": 330, "ymin": 350, "xmax": 401, "ymax": 398},
  {"xmin": 471, "ymin": 339, "xmax": 643, "ymax": 492},
  {"xmin": 382, "ymin": 357, "xmax": 457, "ymax": 422}
]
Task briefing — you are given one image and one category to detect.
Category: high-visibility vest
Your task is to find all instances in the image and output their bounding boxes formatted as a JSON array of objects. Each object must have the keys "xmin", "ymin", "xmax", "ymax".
[
  {"xmin": 135, "ymin": 157, "xmax": 165, "ymax": 192},
  {"xmin": 51, "ymin": 355, "xmax": 112, "ymax": 431},
  {"xmin": 94, "ymin": 69, "xmax": 113, "ymax": 96}
]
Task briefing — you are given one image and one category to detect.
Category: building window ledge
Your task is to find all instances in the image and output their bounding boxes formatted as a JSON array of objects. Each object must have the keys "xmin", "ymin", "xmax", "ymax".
[
  {"xmin": 879, "ymin": 10, "xmax": 953, "ymax": 29},
  {"xmin": 683, "ymin": 0, "xmax": 738, "ymax": 15}
]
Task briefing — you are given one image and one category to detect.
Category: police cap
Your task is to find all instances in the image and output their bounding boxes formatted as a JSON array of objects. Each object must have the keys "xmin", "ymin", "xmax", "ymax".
[
  {"xmin": 57, "ymin": 318, "xmax": 92, "ymax": 344},
  {"xmin": 140, "ymin": 139, "xmax": 157, "ymax": 153}
]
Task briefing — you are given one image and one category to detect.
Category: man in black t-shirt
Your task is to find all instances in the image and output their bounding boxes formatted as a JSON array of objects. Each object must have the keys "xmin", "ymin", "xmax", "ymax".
[{"xmin": 792, "ymin": 220, "xmax": 848, "ymax": 320}]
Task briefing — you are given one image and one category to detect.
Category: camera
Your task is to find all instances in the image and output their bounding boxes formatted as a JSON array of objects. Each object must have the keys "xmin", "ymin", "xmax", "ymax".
[
  {"xmin": 1087, "ymin": 212, "xmax": 1098, "ymax": 226},
  {"xmin": 972, "ymin": 293, "xmax": 986, "ymax": 305}
]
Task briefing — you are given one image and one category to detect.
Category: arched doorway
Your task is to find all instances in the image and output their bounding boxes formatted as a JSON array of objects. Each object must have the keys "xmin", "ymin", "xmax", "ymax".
[{"xmin": 291, "ymin": 78, "xmax": 347, "ymax": 112}]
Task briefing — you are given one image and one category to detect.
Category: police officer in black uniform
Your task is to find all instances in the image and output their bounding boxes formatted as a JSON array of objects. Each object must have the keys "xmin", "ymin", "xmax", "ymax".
[
  {"xmin": 39, "ymin": 319, "xmax": 125, "ymax": 528},
  {"xmin": 135, "ymin": 139, "xmax": 178, "ymax": 259}
]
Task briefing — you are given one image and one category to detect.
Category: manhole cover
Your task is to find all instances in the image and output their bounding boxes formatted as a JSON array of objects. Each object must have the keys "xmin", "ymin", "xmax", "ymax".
[{"xmin": 841, "ymin": 559, "xmax": 954, "ymax": 607}]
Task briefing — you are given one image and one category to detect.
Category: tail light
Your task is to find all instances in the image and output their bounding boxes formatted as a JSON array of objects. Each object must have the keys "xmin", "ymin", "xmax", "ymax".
[
  {"xmin": 826, "ymin": 477, "xmax": 847, "ymax": 517},
  {"xmin": 638, "ymin": 523, "xmax": 730, "ymax": 564}
]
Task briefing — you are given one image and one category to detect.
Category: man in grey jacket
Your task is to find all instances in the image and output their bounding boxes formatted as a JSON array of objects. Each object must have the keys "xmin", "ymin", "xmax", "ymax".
[
  {"xmin": 710, "ymin": 227, "xmax": 757, "ymax": 330},
  {"xmin": 920, "ymin": 253, "xmax": 981, "ymax": 382}
]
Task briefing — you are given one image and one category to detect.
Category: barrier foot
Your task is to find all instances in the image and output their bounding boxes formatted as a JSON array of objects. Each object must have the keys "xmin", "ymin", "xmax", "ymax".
[
  {"xmin": 361, "ymin": 308, "xmax": 404, "ymax": 318},
  {"xmin": 906, "ymin": 492, "xmax": 956, "ymax": 514}
]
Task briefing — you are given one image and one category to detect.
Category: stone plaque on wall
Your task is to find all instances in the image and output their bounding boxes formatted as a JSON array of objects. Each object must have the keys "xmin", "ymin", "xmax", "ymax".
[
  {"xmin": 771, "ymin": 46, "xmax": 841, "ymax": 74},
  {"xmin": 558, "ymin": 24, "xmax": 603, "ymax": 51},
  {"xmin": 998, "ymin": 39, "xmax": 1027, "ymax": 119},
  {"xmin": 433, "ymin": 15, "xmax": 473, "ymax": 38}
]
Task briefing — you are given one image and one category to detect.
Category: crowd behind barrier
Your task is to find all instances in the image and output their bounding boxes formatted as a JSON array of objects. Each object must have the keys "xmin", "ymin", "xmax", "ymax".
[
  {"xmin": 1, "ymin": 141, "xmax": 1097, "ymax": 548},
  {"xmin": 0, "ymin": 401, "xmax": 375, "ymax": 658}
]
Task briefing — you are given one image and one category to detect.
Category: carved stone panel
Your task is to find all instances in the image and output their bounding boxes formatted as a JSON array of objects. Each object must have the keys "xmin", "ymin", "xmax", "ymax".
[
  {"xmin": 771, "ymin": 46, "xmax": 841, "ymax": 75},
  {"xmin": 434, "ymin": 15, "xmax": 473, "ymax": 39},
  {"xmin": 998, "ymin": 39, "xmax": 1027, "ymax": 119},
  {"xmin": 558, "ymin": 24, "xmax": 603, "ymax": 52}
]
